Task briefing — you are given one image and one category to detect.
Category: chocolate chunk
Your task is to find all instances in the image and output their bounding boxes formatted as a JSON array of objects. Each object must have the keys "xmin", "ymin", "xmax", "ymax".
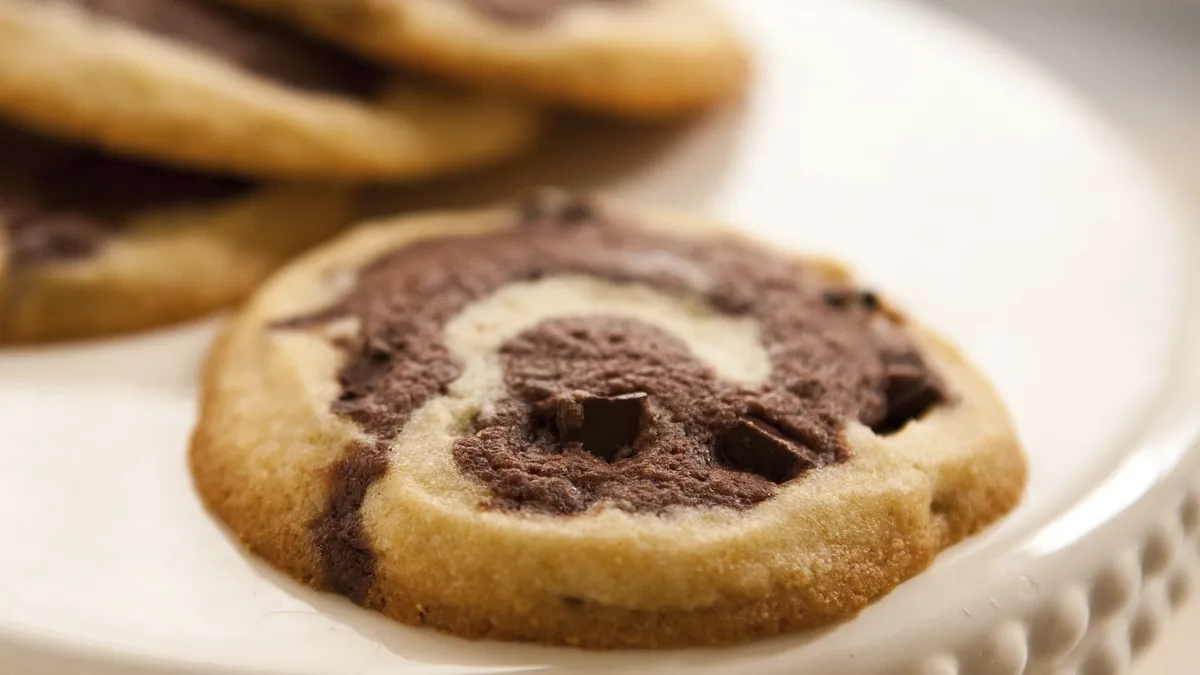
[
  {"xmin": 821, "ymin": 289, "xmax": 855, "ymax": 309},
  {"xmin": 873, "ymin": 362, "xmax": 944, "ymax": 434},
  {"xmin": 553, "ymin": 391, "xmax": 647, "ymax": 462},
  {"xmin": 715, "ymin": 417, "xmax": 820, "ymax": 484},
  {"xmin": 864, "ymin": 317, "xmax": 947, "ymax": 434},
  {"xmin": 859, "ymin": 290, "xmax": 880, "ymax": 310}
]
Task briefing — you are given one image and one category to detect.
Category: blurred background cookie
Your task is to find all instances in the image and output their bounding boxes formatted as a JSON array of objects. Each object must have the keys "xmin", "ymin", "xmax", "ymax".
[
  {"xmin": 210, "ymin": 0, "xmax": 750, "ymax": 119},
  {"xmin": 0, "ymin": 0, "xmax": 543, "ymax": 180},
  {"xmin": 0, "ymin": 124, "xmax": 354, "ymax": 344}
]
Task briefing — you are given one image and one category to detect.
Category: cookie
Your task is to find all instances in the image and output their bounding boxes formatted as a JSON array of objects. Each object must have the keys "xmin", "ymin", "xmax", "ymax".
[
  {"xmin": 0, "ymin": 0, "xmax": 541, "ymax": 180},
  {"xmin": 191, "ymin": 190, "xmax": 1026, "ymax": 648},
  {"xmin": 0, "ymin": 123, "xmax": 354, "ymax": 344},
  {"xmin": 211, "ymin": 0, "xmax": 750, "ymax": 119}
]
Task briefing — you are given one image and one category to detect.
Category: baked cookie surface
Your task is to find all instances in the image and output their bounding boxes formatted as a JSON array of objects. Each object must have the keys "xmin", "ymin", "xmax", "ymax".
[
  {"xmin": 191, "ymin": 191, "xmax": 1026, "ymax": 648},
  {"xmin": 0, "ymin": 0, "xmax": 541, "ymax": 179},
  {"xmin": 0, "ymin": 124, "xmax": 353, "ymax": 344},
  {"xmin": 212, "ymin": 0, "xmax": 750, "ymax": 119}
]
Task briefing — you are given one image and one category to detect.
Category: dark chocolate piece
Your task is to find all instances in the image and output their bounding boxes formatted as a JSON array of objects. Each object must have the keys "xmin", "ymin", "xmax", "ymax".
[
  {"xmin": 821, "ymin": 289, "xmax": 854, "ymax": 309},
  {"xmin": 873, "ymin": 362, "xmax": 944, "ymax": 435},
  {"xmin": 715, "ymin": 417, "xmax": 820, "ymax": 484},
  {"xmin": 552, "ymin": 391, "xmax": 647, "ymax": 462}
]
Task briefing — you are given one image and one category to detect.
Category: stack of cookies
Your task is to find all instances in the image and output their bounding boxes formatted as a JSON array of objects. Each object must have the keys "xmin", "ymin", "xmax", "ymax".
[
  {"xmin": 0, "ymin": 0, "xmax": 1028, "ymax": 652},
  {"xmin": 0, "ymin": 0, "xmax": 749, "ymax": 343}
]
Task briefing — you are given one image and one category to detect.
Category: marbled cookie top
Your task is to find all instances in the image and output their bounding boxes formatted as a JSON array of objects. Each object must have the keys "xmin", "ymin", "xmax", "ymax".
[{"xmin": 274, "ymin": 194, "xmax": 949, "ymax": 600}]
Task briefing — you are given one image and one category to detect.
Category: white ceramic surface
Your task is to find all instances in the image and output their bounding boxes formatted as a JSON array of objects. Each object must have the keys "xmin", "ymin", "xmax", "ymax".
[{"xmin": 1, "ymin": 0, "xmax": 1197, "ymax": 673}]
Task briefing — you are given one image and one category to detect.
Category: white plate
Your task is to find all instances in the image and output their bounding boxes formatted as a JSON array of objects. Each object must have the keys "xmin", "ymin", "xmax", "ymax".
[{"xmin": 1, "ymin": 1, "xmax": 1197, "ymax": 674}]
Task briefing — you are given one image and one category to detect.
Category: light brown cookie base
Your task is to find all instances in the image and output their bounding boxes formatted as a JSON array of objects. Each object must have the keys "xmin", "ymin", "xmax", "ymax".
[
  {"xmin": 0, "ymin": 0, "xmax": 542, "ymax": 179},
  {"xmin": 0, "ymin": 186, "xmax": 353, "ymax": 344},
  {"xmin": 212, "ymin": 0, "xmax": 750, "ymax": 120},
  {"xmin": 191, "ymin": 199, "xmax": 1026, "ymax": 648}
]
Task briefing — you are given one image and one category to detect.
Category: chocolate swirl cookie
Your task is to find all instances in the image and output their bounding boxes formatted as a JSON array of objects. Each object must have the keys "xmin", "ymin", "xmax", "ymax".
[
  {"xmin": 210, "ymin": 0, "xmax": 749, "ymax": 119},
  {"xmin": 0, "ymin": 0, "xmax": 540, "ymax": 179},
  {"xmin": 191, "ymin": 191, "xmax": 1026, "ymax": 647},
  {"xmin": 0, "ymin": 123, "xmax": 354, "ymax": 343}
]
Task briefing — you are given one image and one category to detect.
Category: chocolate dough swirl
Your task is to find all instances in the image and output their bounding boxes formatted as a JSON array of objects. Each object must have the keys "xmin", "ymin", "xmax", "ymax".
[
  {"xmin": 58, "ymin": 0, "xmax": 384, "ymax": 97},
  {"xmin": 277, "ymin": 195, "xmax": 947, "ymax": 602},
  {"xmin": 0, "ymin": 126, "xmax": 249, "ymax": 265}
]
